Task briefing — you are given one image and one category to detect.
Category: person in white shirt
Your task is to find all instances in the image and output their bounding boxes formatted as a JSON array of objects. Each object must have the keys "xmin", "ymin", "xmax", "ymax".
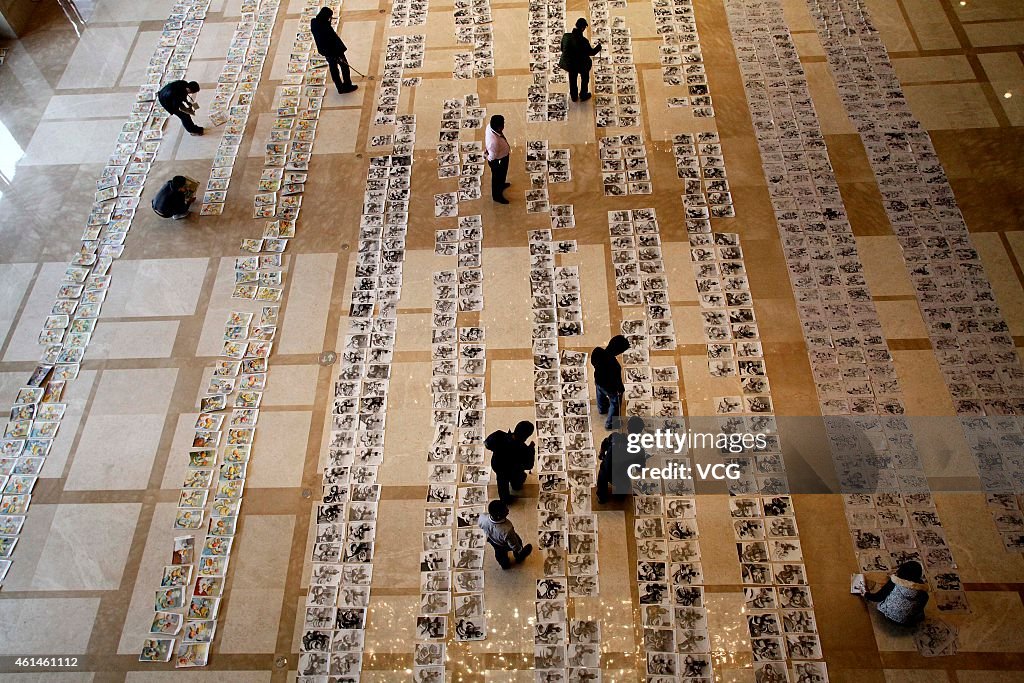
[{"xmin": 484, "ymin": 114, "xmax": 511, "ymax": 204}]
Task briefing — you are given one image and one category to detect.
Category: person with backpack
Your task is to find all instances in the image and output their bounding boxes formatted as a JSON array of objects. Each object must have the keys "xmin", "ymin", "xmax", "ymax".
[
  {"xmin": 597, "ymin": 416, "xmax": 647, "ymax": 503},
  {"xmin": 591, "ymin": 334, "xmax": 630, "ymax": 429},
  {"xmin": 558, "ymin": 18, "xmax": 603, "ymax": 102},
  {"xmin": 484, "ymin": 420, "xmax": 535, "ymax": 504}
]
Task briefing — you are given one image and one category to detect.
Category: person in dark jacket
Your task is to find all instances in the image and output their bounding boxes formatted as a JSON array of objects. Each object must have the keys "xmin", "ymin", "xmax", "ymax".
[
  {"xmin": 597, "ymin": 416, "xmax": 647, "ymax": 503},
  {"xmin": 558, "ymin": 18, "xmax": 602, "ymax": 102},
  {"xmin": 151, "ymin": 176, "xmax": 194, "ymax": 220},
  {"xmin": 591, "ymin": 334, "xmax": 630, "ymax": 429},
  {"xmin": 158, "ymin": 80, "xmax": 203, "ymax": 135},
  {"xmin": 864, "ymin": 561, "xmax": 929, "ymax": 625},
  {"xmin": 484, "ymin": 421, "xmax": 535, "ymax": 504},
  {"xmin": 311, "ymin": 7, "xmax": 357, "ymax": 94}
]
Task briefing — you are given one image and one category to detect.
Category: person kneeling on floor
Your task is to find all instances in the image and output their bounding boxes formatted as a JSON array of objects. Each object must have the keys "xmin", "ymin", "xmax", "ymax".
[
  {"xmin": 152, "ymin": 176, "xmax": 195, "ymax": 220},
  {"xmin": 478, "ymin": 499, "xmax": 533, "ymax": 570},
  {"xmin": 863, "ymin": 560, "xmax": 929, "ymax": 626}
]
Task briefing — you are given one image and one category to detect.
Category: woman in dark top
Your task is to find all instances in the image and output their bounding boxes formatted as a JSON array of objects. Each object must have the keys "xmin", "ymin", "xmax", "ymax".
[{"xmin": 864, "ymin": 561, "xmax": 929, "ymax": 625}]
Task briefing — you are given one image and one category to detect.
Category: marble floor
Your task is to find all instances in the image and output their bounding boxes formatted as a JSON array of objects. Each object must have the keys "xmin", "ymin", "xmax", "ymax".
[{"xmin": 0, "ymin": 0, "xmax": 1023, "ymax": 680}]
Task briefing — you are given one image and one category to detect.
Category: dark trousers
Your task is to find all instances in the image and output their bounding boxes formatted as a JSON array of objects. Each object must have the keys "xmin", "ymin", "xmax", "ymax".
[
  {"xmin": 596, "ymin": 459, "xmax": 612, "ymax": 502},
  {"xmin": 488, "ymin": 540, "xmax": 527, "ymax": 569},
  {"xmin": 488, "ymin": 155, "xmax": 509, "ymax": 200},
  {"xmin": 160, "ymin": 98, "xmax": 203, "ymax": 134},
  {"xmin": 568, "ymin": 69, "xmax": 591, "ymax": 99},
  {"xmin": 596, "ymin": 386, "xmax": 621, "ymax": 428},
  {"xmin": 496, "ymin": 469, "xmax": 527, "ymax": 504},
  {"xmin": 326, "ymin": 54, "xmax": 352, "ymax": 91}
]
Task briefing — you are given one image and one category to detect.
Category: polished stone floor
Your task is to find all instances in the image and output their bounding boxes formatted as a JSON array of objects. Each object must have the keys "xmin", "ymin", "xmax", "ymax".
[{"xmin": 0, "ymin": 0, "xmax": 1023, "ymax": 681}]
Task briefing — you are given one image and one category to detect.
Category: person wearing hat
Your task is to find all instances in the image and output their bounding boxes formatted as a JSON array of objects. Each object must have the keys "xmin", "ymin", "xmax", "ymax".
[
  {"xmin": 311, "ymin": 7, "xmax": 357, "ymax": 94},
  {"xmin": 158, "ymin": 80, "xmax": 203, "ymax": 135},
  {"xmin": 559, "ymin": 17, "xmax": 603, "ymax": 102}
]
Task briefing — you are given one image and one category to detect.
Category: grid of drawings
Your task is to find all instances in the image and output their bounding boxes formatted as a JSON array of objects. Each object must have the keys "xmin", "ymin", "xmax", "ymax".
[
  {"xmin": 373, "ymin": 35, "xmax": 425, "ymax": 126},
  {"xmin": 724, "ymin": 0, "xmax": 970, "ymax": 613},
  {"xmin": 419, "ymin": 222, "xmax": 490, "ymax": 667},
  {"xmin": 523, "ymin": 139, "xmax": 571, "ymax": 216},
  {"xmin": 199, "ymin": 0, "xmax": 282, "ymax": 216},
  {"xmin": 390, "ymin": 0, "xmax": 428, "ymax": 27},
  {"xmin": 0, "ymin": 0, "xmax": 210, "ymax": 588},
  {"xmin": 589, "ymin": 0, "xmax": 641, "ymax": 129},
  {"xmin": 527, "ymin": 228, "xmax": 603, "ymax": 680},
  {"xmin": 251, "ymin": 2, "xmax": 336, "ymax": 226},
  {"xmin": 436, "ymin": 95, "xmax": 487, "ymax": 208},
  {"xmin": 651, "ymin": 0, "xmax": 713, "ymax": 115},
  {"xmin": 807, "ymin": 0, "xmax": 1024, "ymax": 551},
  {"xmin": 453, "ymin": 0, "xmax": 494, "ymax": 79},
  {"xmin": 672, "ymin": 132, "xmax": 734, "ymax": 220},
  {"xmin": 682, "ymin": 216, "xmax": 829, "ymax": 681},
  {"xmin": 145, "ymin": 2, "xmax": 340, "ymax": 668},
  {"xmin": 606, "ymin": 208, "xmax": 714, "ymax": 681},
  {"xmin": 599, "ymin": 134, "xmax": 651, "ymax": 197},
  {"xmin": 296, "ymin": 115, "xmax": 415, "ymax": 682},
  {"xmin": 526, "ymin": 0, "xmax": 569, "ymax": 123}
]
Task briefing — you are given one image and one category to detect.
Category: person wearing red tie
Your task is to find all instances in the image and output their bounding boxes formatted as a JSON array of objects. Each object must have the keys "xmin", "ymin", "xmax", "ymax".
[{"xmin": 484, "ymin": 114, "xmax": 511, "ymax": 204}]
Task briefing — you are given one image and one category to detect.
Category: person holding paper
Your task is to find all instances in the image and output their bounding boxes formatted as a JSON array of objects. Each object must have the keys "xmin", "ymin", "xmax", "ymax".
[
  {"xmin": 311, "ymin": 7, "xmax": 357, "ymax": 94},
  {"xmin": 559, "ymin": 18, "xmax": 602, "ymax": 102},
  {"xmin": 152, "ymin": 176, "xmax": 195, "ymax": 220},
  {"xmin": 484, "ymin": 114, "xmax": 511, "ymax": 204},
  {"xmin": 860, "ymin": 561, "xmax": 929, "ymax": 626},
  {"xmin": 158, "ymin": 80, "xmax": 203, "ymax": 136}
]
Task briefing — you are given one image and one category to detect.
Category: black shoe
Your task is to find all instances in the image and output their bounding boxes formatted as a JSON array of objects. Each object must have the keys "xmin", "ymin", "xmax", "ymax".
[
  {"xmin": 503, "ymin": 182, "xmax": 511, "ymax": 188},
  {"xmin": 494, "ymin": 196, "xmax": 509, "ymax": 204},
  {"xmin": 580, "ymin": 93, "xmax": 592, "ymax": 102},
  {"xmin": 570, "ymin": 94, "xmax": 578, "ymax": 102},
  {"xmin": 339, "ymin": 84, "xmax": 358, "ymax": 93},
  {"xmin": 514, "ymin": 544, "xmax": 533, "ymax": 563},
  {"xmin": 497, "ymin": 557, "xmax": 513, "ymax": 570},
  {"xmin": 189, "ymin": 128, "xmax": 205, "ymax": 136}
]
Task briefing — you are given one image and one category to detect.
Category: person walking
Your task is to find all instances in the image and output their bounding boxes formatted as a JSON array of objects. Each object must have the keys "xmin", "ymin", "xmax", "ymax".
[
  {"xmin": 311, "ymin": 7, "xmax": 357, "ymax": 94},
  {"xmin": 478, "ymin": 500, "xmax": 533, "ymax": 569},
  {"xmin": 151, "ymin": 176, "xmax": 195, "ymax": 220},
  {"xmin": 559, "ymin": 18, "xmax": 602, "ymax": 102},
  {"xmin": 158, "ymin": 80, "xmax": 203, "ymax": 135},
  {"xmin": 484, "ymin": 114, "xmax": 511, "ymax": 204},
  {"xmin": 591, "ymin": 334, "xmax": 630, "ymax": 429},
  {"xmin": 484, "ymin": 420, "xmax": 535, "ymax": 504}
]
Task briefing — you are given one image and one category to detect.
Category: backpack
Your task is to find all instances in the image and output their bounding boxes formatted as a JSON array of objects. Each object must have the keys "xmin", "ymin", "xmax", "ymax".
[{"xmin": 557, "ymin": 32, "xmax": 574, "ymax": 71}]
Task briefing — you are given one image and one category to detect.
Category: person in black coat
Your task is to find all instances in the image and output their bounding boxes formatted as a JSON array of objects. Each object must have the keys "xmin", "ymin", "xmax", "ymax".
[
  {"xmin": 591, "ymin": 334, "xmax": 630, "ymax": 429},
  {"xmin": 597, "ymin": 416, "xmax": 647, "ymax": 503},
  {"xmin": 158, "ymin": 80, "xmax": 203, "ymax": 135},
  {"xmin": 311, "ymin": 7, "xmax": 357, "ymax": 94},
  {"xmin": 558, "ymin": 18, "xmax": 602, "ymax": 102},
  {"xmin": 151, "ymin": 176, "xmax": 194, "ymax": 219},
  {"xmin": 484, "ymin": 421, "xmax": 535, "ymax": 504}
]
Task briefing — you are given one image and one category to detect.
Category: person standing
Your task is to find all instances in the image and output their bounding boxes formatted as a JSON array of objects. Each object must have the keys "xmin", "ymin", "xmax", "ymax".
[
  {"xmin": 478, "ymin": 500, "xmax": 533, "ymax": 569},
  {"xmin": 158, "ymin": 80, "xmax": 203, "ymax": 135},
  {"xmin": 591, "ymin": 334, "xmax": 630, "ymax": 429},
  {"xmin": 559, "ymin": 18, "xmax": 602, "ymax": 102},
  {"xmin": 484, "ymin": 114, "xmax": 511, "ymax": 204},
  {"xmin": 311, "ymin": 7, "xmax": 357, "ymax": 94},
  {"xmin": 484, "ymin": 420, "xmax": 535, "ymax": 504},
  {"xmin": 151, "ymin": 176, "xmax": 195, "ymax": 220},
  {"xmin": 597, "ymin": 416, "xmax": 647, "ymax": 503}
]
